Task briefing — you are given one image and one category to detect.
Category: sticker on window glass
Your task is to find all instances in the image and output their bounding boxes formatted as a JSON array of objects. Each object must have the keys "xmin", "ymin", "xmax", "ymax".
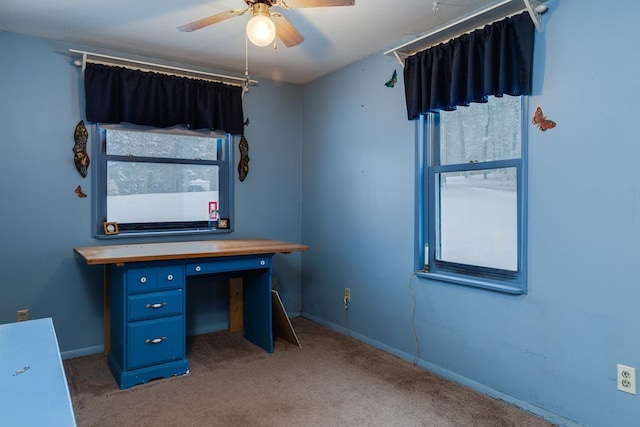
[{"xmin": 208, "ymin": 202, "xmax": 219, "ymax": 220}]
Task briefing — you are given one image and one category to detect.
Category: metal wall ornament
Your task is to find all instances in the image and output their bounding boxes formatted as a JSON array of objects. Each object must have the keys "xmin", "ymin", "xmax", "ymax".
[
  {"xmin": 238, "ymin": 134, "xmax": 250, "ymax": 182},
  {"xmin": 73, "ymin": 120, "xmax": 90, "ymax": 177}
]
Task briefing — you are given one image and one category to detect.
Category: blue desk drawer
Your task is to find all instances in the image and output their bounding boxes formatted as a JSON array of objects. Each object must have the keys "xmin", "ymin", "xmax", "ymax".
[
  {"xmin": 127, "ymin": 265, "xmax": 184, "ymax": 294},
  {"xmin": 186, "ymin": 256, "xmax": 270, "ymax": 276},
  {"xmin": 127, "ymin": 316, "xmax": 184, "ymax": 370},
  {"xmin": 127, "ymin": 289, "xmax": 183, "ymax": 322}
]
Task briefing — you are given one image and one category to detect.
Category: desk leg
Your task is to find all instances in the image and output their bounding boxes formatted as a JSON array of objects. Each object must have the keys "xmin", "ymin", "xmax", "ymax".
[
  {"xmin": 242, "ymin": 267, "xmax": 274, "ymax": 353},
  {"xmin": 104, "ymin": 265, "xmax": 111, "ymax": 356},
  {"xmin": 229, "ymin": 278, "xmax": 243, "ymax": 332}
]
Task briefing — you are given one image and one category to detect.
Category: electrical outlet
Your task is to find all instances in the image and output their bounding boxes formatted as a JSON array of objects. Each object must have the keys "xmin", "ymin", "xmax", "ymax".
[
  {"xmin": 343, "ymin": 287, "xmax": 351, "ymax": 310},
  {"xmin": 617, "ymin": 364, "xmax": 636, "ymax": 395},
  {"xmin": 16, "ymin": 309, "xmax": 29, "ymax": 322},
  {"xmin": 344, "ymin": 287, "xmax": 351, "ymax": 304}
]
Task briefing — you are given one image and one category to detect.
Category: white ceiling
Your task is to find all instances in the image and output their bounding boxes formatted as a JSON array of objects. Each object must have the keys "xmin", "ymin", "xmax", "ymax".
[{"xmin": 0, "ymin": 0, "xmax": 516, "ymax": 84}]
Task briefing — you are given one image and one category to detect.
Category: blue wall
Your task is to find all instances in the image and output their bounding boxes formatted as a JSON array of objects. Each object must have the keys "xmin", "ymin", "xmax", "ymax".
[
  {"xmin": 2, "ymin": 0, "xmax": 640, "ymax": 425},
  {"xmin": 0, "ymin": 32, "xmax": 303, "ymax": 353},
  {"xmin": 300, "ymin": 1, "xmax": 640, "ymax": 426}
]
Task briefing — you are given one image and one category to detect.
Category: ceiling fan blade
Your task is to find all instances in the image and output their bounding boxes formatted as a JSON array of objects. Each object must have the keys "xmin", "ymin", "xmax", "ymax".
[
  {"xmin": 276, "ymin": 0, "xmax": 355, "ymax": 7},
  {"xmin": 272, "ymin": 14, "xmax": 304, "ymax": 47},
  {"xmin": 178, "ymin": 9, "xmax": 247, "ymax": 32}
]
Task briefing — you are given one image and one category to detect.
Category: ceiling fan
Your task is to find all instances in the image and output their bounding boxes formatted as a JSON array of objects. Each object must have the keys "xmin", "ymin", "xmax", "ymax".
[{"xmin": 178, "ymin": 0, "xmax": 356, "ymax": 48}]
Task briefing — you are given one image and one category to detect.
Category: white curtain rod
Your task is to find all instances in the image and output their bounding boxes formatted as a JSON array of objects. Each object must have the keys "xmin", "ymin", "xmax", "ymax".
[
  {"xmin": 69, "ymin": 49, "xmax": 258, "ymax": 88},
  {"xmin": 384, "ymin": 0, "xmax": 545, "ymax": 67}
]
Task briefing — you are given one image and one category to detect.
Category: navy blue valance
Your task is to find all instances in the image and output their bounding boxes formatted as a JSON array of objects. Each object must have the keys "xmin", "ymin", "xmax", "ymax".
[
  {"xmin": 404, "ymin": 12, "xmax": 535, "ymax": 120},
  {"xmin": 84, "ymin": 63, "xmax": 244, "ymax": 135}
]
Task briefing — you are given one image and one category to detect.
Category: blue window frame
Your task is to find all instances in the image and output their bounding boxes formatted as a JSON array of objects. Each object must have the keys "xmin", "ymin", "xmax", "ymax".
[
  {"xmin": 416, "ymin": 96, "xmax": 528, "ymax": 294},
  {"xmin": 93, "ymin": 124, "xmax": 233, "ymax": 237}
]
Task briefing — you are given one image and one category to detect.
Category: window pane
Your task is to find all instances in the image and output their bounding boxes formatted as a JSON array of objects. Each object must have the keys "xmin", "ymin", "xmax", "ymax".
[
  {"xmin": 440, "ymin": 96, "xmax": 521, "ymax": 165},
  {"xmin": 436, "ymin": 167, "xmax": 517, "ymax": 271},
  {"xmin": 106, "ymin": 129, "xmax": 219, "ymax": 161},
  {"xmin": 106, "ymin": 161, "xmax": 219, "ymax": 223}
]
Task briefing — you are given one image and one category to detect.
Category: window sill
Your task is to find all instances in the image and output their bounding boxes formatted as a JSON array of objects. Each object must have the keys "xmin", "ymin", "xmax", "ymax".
[
  {"xmin": 415, "ymin": 270, "xmax": 525, "ymax": 295},
  {"xmin": 95, "ymin": 228, "xmax": 232, "ymax": 240}
]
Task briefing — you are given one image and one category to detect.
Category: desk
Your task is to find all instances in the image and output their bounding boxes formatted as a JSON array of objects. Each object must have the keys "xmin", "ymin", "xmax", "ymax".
[
  {"xmin": 74, "ymin": 238, "xmax": 308, "ymax": 389},
  {"xmin": 0, "ymin": 318, "xmax": 77, "ymax": 426}
]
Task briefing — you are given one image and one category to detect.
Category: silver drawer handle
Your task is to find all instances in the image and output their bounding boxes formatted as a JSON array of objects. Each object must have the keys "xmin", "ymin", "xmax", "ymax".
[
  {"xmin": 145, "ymin": 337, "xmax": 167, "ymax": 345},
  {"xmin": 195, "ymin": 266, "xmax": 202, "ymax": 272},
  {"xmin": 140, "ymin": 277, "xmax": 147, "ymax": 284},
  {"xmin": 145, "ymin": 302, "xmax": 168, "ymax": 309},
  {"xmin": 167, "ymin": 274, "xmax": 174, "ymax": 281},
  {"xmin": 260, "ymin": 260, "xmax": 266, "ymax": 266}
]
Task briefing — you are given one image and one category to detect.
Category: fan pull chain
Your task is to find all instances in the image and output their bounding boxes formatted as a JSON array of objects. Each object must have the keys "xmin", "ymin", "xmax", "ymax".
[{"xmin": 243, "ymin": 34, "xmax": 250, "ymax": 97}]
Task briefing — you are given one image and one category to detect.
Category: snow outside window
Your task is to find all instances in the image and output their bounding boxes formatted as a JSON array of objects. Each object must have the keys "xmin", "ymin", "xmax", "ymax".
[
  {"xmin": 420, "ymin": 95, "xmax": 527, "ymax": 294},
  {"xmin": 95, "ymin": 124, "xmax": 232, "ymax": 236}
]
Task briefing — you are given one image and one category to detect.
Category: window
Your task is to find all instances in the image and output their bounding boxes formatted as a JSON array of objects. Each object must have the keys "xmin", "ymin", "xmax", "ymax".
[
  {"xmin": 418, "ymin": 96, "xmax": 527, "ymax": 294},
  {"xmin": 95, "ymin": 124, "xmax": 233, "ymax": 236}
]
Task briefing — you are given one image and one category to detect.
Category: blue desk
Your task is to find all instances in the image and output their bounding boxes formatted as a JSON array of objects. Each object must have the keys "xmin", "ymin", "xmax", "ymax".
[
  {"xmin": 0, "ymin": 318, "xmax": 77, "ymax": 426},
  {"xmin": 74, "ymin": 239, "xmax": 308, "ymax": 389}
]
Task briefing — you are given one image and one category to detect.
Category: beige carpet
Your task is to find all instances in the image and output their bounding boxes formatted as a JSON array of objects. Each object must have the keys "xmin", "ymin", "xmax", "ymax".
[{"xmin": 64, "ymin": 317, "xmax": 555, "ymax": 427}]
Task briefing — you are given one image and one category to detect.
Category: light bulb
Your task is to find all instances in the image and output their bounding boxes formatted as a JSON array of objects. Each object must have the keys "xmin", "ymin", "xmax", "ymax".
[{"xmin": 246, "ymin": 14, "xmax": 276, "ymax": 47}]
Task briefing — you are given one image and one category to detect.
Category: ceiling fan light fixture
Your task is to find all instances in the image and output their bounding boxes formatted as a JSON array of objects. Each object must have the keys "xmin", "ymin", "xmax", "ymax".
[{"xmin": 246, "ymin": 4, "xmax": 276, "ymax": 47}]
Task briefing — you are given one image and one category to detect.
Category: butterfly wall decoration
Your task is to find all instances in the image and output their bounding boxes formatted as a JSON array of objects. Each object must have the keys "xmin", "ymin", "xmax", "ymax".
[
  {"xmin": 385, "ymin": 69, "xmax": 398, "ymax": 88},
  {"xmin": 532, "ymin": 106, "xmax": 557, "ymax": 132},
  {"xmin": 74, "ymin": 185, "xmax": 87, "ymax": 198}
]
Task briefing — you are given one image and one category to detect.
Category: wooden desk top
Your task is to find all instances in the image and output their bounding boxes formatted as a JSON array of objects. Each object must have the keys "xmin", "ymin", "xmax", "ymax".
[{"xmin": 74, "ymin": 238, "xmax": 309, "ymax": 265}]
